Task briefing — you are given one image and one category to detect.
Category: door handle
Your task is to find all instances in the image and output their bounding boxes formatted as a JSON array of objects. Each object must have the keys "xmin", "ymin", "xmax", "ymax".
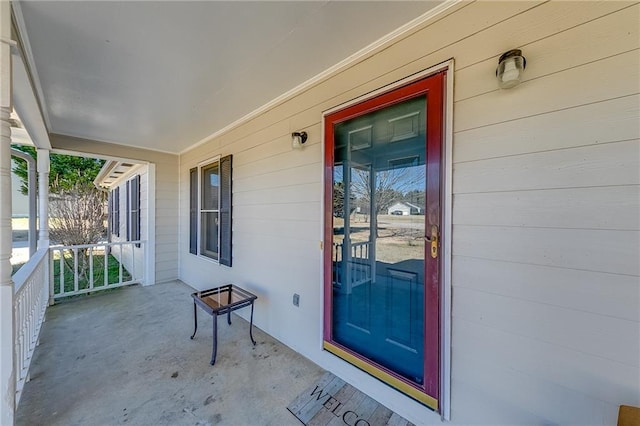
[{"xmin": 424, "ymin": 225, "xmax": 439, "ymax": 258}]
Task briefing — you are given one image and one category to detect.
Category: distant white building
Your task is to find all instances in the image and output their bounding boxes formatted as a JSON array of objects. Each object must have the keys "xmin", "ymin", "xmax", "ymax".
[{"xmin": 387, "ymin": 201, "xmax": 422, "ymax": 215}]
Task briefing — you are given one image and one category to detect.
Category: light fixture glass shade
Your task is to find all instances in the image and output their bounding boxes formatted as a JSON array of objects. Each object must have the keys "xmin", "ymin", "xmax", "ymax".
[
  {"xmin": 292, "ymin": 134, "xmax": 303, "ymax": 149},
  {"xmin": 291, "ymin": 131, "xmax": 307, "ymax": 149},
  {"xmin": 496, "ymin": 50, "xmax": 526, "ymax": 89}
]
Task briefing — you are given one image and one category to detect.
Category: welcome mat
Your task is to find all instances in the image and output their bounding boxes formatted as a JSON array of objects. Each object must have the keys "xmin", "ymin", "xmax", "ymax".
[{"xmin": 287, "ymin": 372, "xmax": 414, "ymax": 426}]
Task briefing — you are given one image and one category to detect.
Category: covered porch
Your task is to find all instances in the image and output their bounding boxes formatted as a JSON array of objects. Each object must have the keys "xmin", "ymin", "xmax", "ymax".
[
  {"xmin": 16, "ymin": 280, "xmax": 324, "ymax": 426},
  {"xmin": 1, "ymin": 1, "xmax": 639, "ymax": 425}
]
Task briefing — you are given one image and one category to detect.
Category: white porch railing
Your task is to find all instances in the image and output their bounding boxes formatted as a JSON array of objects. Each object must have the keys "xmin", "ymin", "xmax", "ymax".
[
  {"xmin": 13, "ymin": 247, "xmax": 49, "ymax": 405},
  {"xmin": 50, "ymin": 241, "xmax": 145, "ymax": 300},
  {"xmin": 332, "ymin": 241, "xmax": 372, "ymax": 289}
]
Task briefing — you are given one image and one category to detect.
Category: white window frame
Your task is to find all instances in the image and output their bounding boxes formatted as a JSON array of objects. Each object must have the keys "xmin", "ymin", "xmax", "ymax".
[{"xmin": 196, "ymin": 156, "xmax": 221, "ymax": 262}]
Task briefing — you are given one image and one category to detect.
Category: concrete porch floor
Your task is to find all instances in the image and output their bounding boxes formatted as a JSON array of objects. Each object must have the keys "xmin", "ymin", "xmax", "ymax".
[{"xmin": 16, "ymin": 281, "xmax": 325, "ymax": 426}]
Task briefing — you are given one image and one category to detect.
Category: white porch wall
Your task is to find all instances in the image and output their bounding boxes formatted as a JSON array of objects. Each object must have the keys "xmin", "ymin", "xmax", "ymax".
[{"xmin": 180, "ymin": 2, "xmax": 640, "ymax": 424}]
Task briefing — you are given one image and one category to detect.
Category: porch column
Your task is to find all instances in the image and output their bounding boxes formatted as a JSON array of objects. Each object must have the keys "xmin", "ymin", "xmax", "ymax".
[
  {"xmin": 37, "ymin": 149, "xmax": 51, "ymax": 306},
  {"xmin": 37, "ymin": 149, "xmax": 50, "ymax": 249},
  {"xmin": 0, "ymin": 0, "xmax": 16, "ymax": 423}
]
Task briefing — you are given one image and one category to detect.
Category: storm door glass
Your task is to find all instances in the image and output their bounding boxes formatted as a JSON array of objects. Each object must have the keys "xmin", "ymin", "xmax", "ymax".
[{"xmin": 331, "ymin": 95, "xmax": 427, "ymax": 385}]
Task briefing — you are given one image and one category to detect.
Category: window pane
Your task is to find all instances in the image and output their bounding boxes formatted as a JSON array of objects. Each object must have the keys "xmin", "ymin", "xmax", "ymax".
[
  {"xmin": 201, "ymin": 212, "xmax": 219, "ymax": 260},
  {"xmin": 201, "ymin": 162, "xmax": 219, "ymax": 210}
]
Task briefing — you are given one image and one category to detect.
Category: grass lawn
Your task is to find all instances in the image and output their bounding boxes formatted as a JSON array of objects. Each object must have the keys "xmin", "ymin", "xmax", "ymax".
[
  {"xmin": 333, "ymin": 213, "xmax": 425, "ymax": 264},
  {"xmin": 13, "ymin": 253, "xmax": 132, "ymax": 300},
  {"xmin": 51, "ymin": 253, "xmax": 132, "ymax": 295}
]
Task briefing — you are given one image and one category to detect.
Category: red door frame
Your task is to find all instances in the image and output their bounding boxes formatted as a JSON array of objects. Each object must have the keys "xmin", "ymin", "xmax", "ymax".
[{"xmin": 323, "ymin": 71, "xmax": 445, "ymax": 408}]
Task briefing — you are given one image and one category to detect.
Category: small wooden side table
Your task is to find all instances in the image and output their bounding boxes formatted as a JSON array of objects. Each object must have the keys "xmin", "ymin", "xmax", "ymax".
[{"xmin": 190, "ymin": 284, "xmax": 257, "ymax": 365}]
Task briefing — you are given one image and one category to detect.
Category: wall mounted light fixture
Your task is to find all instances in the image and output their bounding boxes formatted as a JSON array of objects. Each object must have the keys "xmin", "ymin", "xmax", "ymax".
[
  {"xmin": 291, "ymin": 131, "xmax": 308, "ymax": 149},
  {"xmin": 496, "ymin": 49, "xmax": 526, "ymax": 89}
]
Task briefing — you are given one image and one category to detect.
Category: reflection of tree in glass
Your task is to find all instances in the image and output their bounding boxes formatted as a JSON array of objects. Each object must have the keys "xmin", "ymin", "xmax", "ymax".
[
  {"xmin": 404, "ymin": 189, "xmax": 426, "ymax": 209},
  {"xmin": 351, "ymin": 166, "xmax": 425, "ymax": 215},
  {"xmin": 333, "ymin": 181, "xmax": 356, "ymax": 218}
]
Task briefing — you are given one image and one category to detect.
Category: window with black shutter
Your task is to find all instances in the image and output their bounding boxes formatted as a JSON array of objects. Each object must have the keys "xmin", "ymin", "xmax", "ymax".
[{"xmin": 189, "ymin": 155, "xmax": 232, "ymax": 266}]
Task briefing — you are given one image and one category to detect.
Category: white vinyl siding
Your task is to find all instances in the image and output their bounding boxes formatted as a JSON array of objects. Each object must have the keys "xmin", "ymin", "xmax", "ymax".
[{"xmin": 178, "ymin": 2, "xmax": 639, "ymax": 425}]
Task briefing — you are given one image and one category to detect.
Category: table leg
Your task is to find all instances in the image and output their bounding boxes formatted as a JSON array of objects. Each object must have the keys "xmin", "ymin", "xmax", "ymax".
[
  {"xmin": 210, "ymin": 314, "xmax": 218, "ymax": 365},
  {"xmin": 190, "ymin": 301, "xmax": 198, "ymax": 340},
  {"xmin": 249, "ymin": 302, "xmax": 256, "ymax": 345}
]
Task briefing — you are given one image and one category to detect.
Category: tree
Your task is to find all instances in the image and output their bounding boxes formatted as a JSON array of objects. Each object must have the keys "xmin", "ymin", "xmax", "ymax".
[
  {"xmin": 50, "ymin": 183, "xmax": 108, "ymax": 284},
  {"xmin": 11, "ymin": 145, "xmax": 105, "ymax": 195},
  {"xmin": 12, "ymin": 146, "xmax": 107, "ymax": 269},
  {"xmin": 49, "ymin": 182, "xmax": 107, "ymax": 247}
]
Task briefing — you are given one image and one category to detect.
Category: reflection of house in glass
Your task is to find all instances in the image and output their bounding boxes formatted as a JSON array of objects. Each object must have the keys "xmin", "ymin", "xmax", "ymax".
[{"xmin": 387, "ymin": 201, "xmax": 423, "ymax": 216}]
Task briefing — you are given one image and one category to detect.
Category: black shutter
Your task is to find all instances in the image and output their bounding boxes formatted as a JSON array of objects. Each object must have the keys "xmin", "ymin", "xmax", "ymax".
[
  {"xmin": 189, "ymin": 168, "xmax": 197, "ymax": 254},
  {"xmin": 133, "ymin": 175, "xmax": 141, "ymax": 247},
  {"xmin": 108, "ymin": 191, "xmax": 113, "ymax": 235},
  {"xmin": 126, "ymin": 181, "xmax": 130, "ymax": 241},
  {"xmin": 219, "ymin": 155, "xmax": 232, "ymax": 267},
  {"xmin": 114, "ymin": 187, "xmax": 120, "ymax": 237}
]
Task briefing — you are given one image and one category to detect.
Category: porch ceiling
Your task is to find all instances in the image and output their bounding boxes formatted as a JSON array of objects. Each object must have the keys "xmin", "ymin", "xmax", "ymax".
[{"xmin": 14, "ymin": 1, "xmax": 442, "ymax": 154}]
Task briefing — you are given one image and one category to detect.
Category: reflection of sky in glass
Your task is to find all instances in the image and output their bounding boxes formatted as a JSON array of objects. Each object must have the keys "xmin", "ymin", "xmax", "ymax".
[
  {"xmin": 202, "ymin": 164, "xmax": 219, "ymax": 210},
  {"xmin": 335, "ymin": 164, "xmax": 425, "ymax": 196},
  {"xmin": 385, "ymin": 164, "xmax": 425, "ymax": 193}
]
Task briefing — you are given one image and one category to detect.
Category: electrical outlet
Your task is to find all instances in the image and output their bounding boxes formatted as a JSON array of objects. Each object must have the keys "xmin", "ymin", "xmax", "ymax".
[{"xmin": 293, "ymin": 293, "xmax": 300, "ymax": 307}]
